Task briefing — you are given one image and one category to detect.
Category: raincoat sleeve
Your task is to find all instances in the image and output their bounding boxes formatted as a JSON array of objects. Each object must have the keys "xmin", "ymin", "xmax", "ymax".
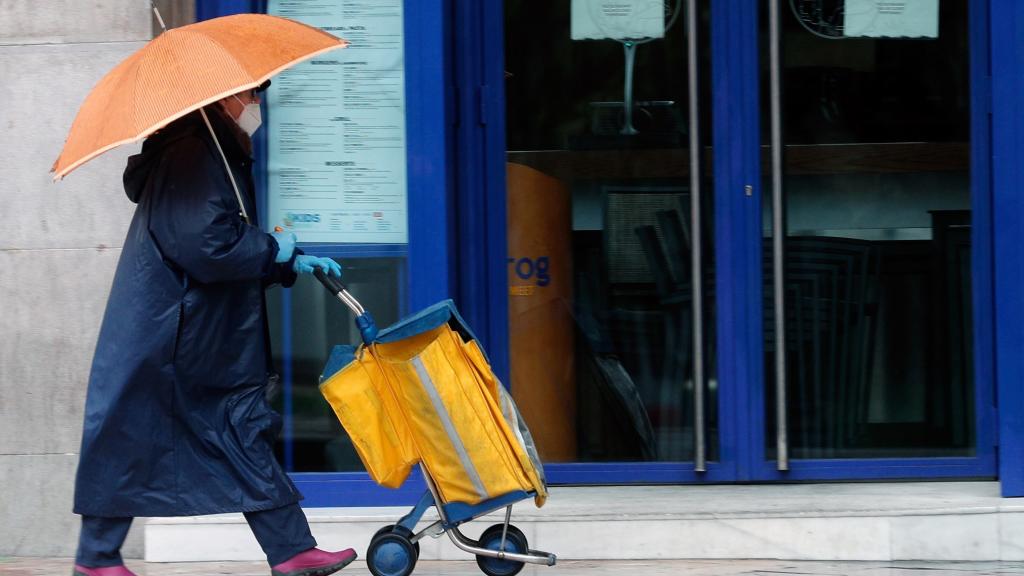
[
  {"xmin": 149, "ymin": 136, "xmax": 277, "ymax": 284},
  {"xmin": 263, "ymin": 246, "xmax": 302, "ymax": 289}
]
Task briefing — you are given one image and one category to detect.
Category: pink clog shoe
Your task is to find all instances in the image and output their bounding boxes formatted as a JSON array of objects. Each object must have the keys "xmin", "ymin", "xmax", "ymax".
[
  {"xmin": 271, "ymin": 547, "xmax": 358, "ymax": 576},
  {"xmin": 72, "ymin": 565, "xmax": 138, "ymax": 576}
]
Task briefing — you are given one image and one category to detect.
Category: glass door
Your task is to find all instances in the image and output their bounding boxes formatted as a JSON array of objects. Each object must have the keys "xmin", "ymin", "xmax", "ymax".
[
  {"xmin": 755, "ymin": 0, "xmax": 995, "ymax": 478},
  {"xmin": 502, "ymin": 0, "xmax": 722, "ymax": 480}
]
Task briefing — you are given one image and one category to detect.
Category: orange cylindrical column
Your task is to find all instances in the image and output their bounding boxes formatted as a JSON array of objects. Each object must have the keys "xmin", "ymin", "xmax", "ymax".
[{"xmin": 506, "ymin": 162, "xmax": 577, "ymax": 462}]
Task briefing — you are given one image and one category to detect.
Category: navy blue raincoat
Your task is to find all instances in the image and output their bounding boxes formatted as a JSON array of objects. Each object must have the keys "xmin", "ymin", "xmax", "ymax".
[{"xmin": 74, "ymin": 107, "xmax": 303, "ymax": 517}]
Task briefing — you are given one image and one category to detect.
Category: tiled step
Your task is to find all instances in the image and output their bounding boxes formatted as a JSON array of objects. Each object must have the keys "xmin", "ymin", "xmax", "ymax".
[{"xmin": 145, "ymin": 482, "xmax": 1024, "ymax": 562}]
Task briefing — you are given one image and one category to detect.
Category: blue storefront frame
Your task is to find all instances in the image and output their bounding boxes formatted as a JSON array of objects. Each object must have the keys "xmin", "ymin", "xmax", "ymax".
[
  {"xmin": 732, "ymin": 0, "xmax": 999, "ymax": 483},
  {"xmin": 990, "ymin": 0, "xmax": 1024, "ymax": 497},
  {"xmin": 198, "ymin": 0, "xmax": 1010, "ymax": 504},
  {"xmin": 475, "ymin": 0, "xmax": 999, "ymax": 485}
]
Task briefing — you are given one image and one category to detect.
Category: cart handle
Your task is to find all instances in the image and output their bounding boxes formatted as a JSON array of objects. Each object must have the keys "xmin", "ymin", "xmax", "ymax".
[
  {"xmin": 313, "ymin": 268, "xmax": 365, "ymax": 316},
  {"xmin": 313, "ymin": 268, "xmax": 379, "ymax": 345}
]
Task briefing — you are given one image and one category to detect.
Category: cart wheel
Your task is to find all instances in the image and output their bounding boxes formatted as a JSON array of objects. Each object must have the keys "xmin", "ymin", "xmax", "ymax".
[
  {"xmin": 372, "ymin": 524, "xmax": 421, "ymax": 557},
  {"xmin": 372, "ymin": 524, "xmax": 396, "ymax": 542},
  {"xmin": 367, "ymin": 531, "xmax": 418, "ymax": 576},
  {"xmin": 475, "ymin": 524, "xmax": 528, "ymax": 576}
]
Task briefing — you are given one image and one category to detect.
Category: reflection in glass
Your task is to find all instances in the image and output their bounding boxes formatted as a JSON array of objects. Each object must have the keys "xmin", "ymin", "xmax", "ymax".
[
  {"xmin": 762, "ymin": 0, "xmax": 974, "ymax": 459},
  {"xmin": 505, "ymin": 0, "xmax": 716, "ymax": 464},
  {"xmin": 268, "ymin": 257, "xmax": 404, "ymax": 471}
]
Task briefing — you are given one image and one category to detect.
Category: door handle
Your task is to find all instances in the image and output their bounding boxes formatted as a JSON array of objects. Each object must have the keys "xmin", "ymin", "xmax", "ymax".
[
  {"xmin": 686, "ymin": 0, "xmax": 707, "ymax": 473},
  {"xmin": 769, "ymin": 0, "xmax": 789, "ymax": 471}
]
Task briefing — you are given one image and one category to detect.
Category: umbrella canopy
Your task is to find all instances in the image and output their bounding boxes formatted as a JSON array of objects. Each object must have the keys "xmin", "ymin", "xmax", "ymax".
[{"xmin": 52, "ymin": 13, "xmax": 348, "ymax": 180}]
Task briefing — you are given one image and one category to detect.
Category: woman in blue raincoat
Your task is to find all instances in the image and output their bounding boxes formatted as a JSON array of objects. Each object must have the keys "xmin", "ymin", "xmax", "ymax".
[{"xmin": 72, "ymin": 84, "xmax": 357, "ymax": 576}]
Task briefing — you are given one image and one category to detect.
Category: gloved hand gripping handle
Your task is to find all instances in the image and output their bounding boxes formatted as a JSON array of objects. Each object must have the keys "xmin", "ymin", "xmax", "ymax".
[{"xmin": 313, "ymin": 269, "xmax": 379, "ymax": 344}]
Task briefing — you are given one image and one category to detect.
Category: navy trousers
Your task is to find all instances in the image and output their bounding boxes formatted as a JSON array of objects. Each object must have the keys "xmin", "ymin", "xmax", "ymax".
[{"xmin": 76, "ymin": 503, "xmax": 317, "ymax": 567}]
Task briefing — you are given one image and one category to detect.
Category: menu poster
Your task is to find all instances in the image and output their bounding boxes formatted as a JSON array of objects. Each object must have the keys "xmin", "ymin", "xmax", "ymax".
[{"xmin": 267, "ymin": 0, "xmax": 408, "ymax": 244}]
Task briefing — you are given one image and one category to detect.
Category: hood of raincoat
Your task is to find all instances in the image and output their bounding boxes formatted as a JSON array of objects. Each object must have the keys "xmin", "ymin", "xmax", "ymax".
[{"xmin": 123, "ymin": 105, "xmax": 249, "ymax": 204}]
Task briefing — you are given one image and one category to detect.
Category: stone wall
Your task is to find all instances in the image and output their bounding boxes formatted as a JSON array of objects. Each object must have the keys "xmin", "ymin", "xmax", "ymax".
[{"xmin": 0, "ymin": 0, "xmax": 151, "ymax": 558}]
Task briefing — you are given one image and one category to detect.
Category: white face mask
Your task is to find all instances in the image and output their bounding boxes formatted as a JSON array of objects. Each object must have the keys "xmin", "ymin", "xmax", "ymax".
[{"xmin": 232, "ymin": 95, "xmax": 262, "ymax": 136}]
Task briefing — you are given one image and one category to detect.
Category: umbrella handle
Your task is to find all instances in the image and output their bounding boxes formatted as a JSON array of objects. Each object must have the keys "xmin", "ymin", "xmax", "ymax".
[{"xmin": 200, "ymin": 107, "xmax": 250, "ymax": 224}]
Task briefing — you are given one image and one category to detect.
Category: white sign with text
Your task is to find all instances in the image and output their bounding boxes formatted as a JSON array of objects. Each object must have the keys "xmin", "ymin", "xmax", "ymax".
[
  {"xmin": 266, "ymin": 0, "xmax": 408, "ymax": 244},
  {"xmin": 844, "ymin": 0, "xmax": 939, "ymax": 38},
  {"xmin": 571, "ymin": 0, "xmax": 665, "ymax": 40}
]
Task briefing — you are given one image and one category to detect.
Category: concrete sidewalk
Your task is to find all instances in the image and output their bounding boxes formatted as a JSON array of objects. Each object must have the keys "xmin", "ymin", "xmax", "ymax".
[{"xmin": 4, "ymin": 559, "xmax": 1024, "ymax": 575}]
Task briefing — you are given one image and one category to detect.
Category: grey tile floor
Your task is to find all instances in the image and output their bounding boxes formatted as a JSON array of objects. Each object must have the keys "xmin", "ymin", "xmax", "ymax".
[{"xmin": 4, "ymin": 559, "xmax": 1024, "ymax": 576}]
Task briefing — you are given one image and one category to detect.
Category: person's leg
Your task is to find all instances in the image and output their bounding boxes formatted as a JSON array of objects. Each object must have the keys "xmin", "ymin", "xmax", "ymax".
[
  {"xmin": 246, "ymin": 504, "xmax": 356, "ymax": 575},
  {"xmin": 245, "ymin": 503, "xmax": 318, "ymax": 566},
  {"xmin": 75, "ymin": 516, "xmax": 133, "ymax": 568}
]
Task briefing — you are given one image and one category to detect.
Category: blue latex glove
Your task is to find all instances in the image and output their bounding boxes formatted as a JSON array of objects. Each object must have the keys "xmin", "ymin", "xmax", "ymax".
[
  {"xmin": 270, "ymin": 230, "xmax": 296, "ymax": 263},
  {"xmin": 294, "ymin": 255, "xmax": 342, "ymax": 277}
]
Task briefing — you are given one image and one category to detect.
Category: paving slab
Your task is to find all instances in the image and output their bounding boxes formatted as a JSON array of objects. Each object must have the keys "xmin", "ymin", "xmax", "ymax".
[{"xmin": 5, "ymin": 559, "xmax": 1024, "ymax": 576}]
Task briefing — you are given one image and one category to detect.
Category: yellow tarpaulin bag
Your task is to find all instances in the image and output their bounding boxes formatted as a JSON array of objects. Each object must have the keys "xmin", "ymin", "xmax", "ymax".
[
  {"xmin": 318, "ymin": 344, "xmax": 418, "ymax": 489},
  {"xmin": 319, "ymin": 300, "xmax": 548, "ymax": 507}
]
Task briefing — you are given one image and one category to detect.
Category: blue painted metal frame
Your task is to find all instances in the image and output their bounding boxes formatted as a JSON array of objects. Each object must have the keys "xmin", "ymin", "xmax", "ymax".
[
  {"xmin": 405, "ymin": 0, "xmax": 458, "ymax": 311},
  {"xmin": 294, "ymin": 469, "xmax": 428, "ymax": 508},
  {"xmin": 196, "ymin": 0, "xmax": 255, "ymax": 20},
  {"xmin": 710, "ymin": 0, "xmax": 763, "ymax": 483},
  {"xmin": 969, "ymin": 0, "xmax": 998, "ymax": 478},
  {"xmin": 443, "ymin": 0, "xmax": 1002, "ymax": 486},
  {"xmin": 744, "ymin": 0, "xmax": 998, "ymax": 481},
  {"xmin": 990, "ymin": 0, "xmax": 1024, "ymax": 497},
  {"xmin": 451, "ymin": 0, "xmax": 510, "ymax": 384},
  {"xmin": 396, "ymin": 491, "xmax": 435, "ymax": 532},
  {"xmin": 280, "ymin": 291, "xmax": 294, "ymax": 471}
]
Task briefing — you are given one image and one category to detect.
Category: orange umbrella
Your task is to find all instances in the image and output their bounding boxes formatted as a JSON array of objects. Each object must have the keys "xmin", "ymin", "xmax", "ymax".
[{"xmin": 52, "ymin": 13, "xmax": 348, "ymax": 181}]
